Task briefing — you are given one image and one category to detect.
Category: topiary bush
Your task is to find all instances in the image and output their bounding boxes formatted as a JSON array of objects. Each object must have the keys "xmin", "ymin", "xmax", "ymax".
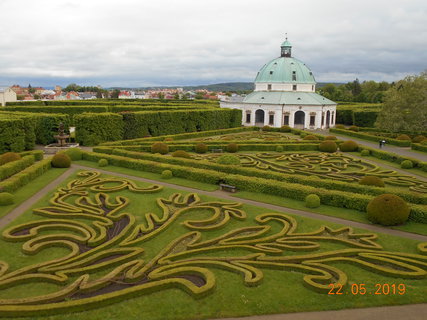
[
  {"xmin": 339, "ymin": 140, "xmax": 358, "ymax": 152},
  {"xmin": 303, "ymin": 135, "xmax": 319, "ymax": 140},
  {"xmin": 359, "ymin": 176, "xmax": 385, "ymax": 187},
  {"xmin": 366, "ymin": 194, "xmax": 410, "ymax": 226},
  {"xmin": 226, "ymin": 143, "xmax": 239, "ymax": 153},
  {"xmin": 275, "ymin": 145, "xmax": 284, "ymax": 152},
  {"xmin": 305, "ymin": 194, "xmax": 320, "ymax": 208},
  {"xmin": 195, "ymin": 143, "xmax": 208, "ymax": 154},
  {"xmin": 412, "ymin": 135, "xmax": 426, "ymax": 143},
  {"xmin": 51, "ymin": 153, "xmax": 71, "ymax": 168},
  {"xmin": 401, "ymin": 160, "xmax": 413, "ymax": 169},
  {"xmin": 0, "ymin": 192, "xmax": 14, "ymax": 206},
  {"xmin": 151, "ymin": 142, "xmax": 169, "ymax": 155},
  {"xmin": 216, "ymin": 155, "xmax": 240, "ymax": 165},
  {"xmin": 335, "ymin": 124, "xmax": 345, "ymax": 129},
  {"xmin": 324, "ymin": 135, "xmax": 337, "ymax": 140},
  {"xmin": 0, "ymin": 152, "xmax": 21, "ymax": 165},
  {"xmin": 161, "ymin": 169, "xmax": 173, "ymax": 179},
  {"xmin": 262, "ymin": 125, "xmax": 272, "ymax": 131},
  {"xmin": 396, "ymin": 134, "xmax": 411, "ymax": 141},
  {"xmin": 360, "ymin": 149, "xmax": 370, "ymax": 156},
  {"xmin": 172, "ymin": 150, "xmax": 191, "ymax": 158},
  {"xmin": 98, "ymin": 159, "xmax": 108, "ymax": 167},
  {"xmin": 319, "ymin": 141, "xmax": 337, "ymax": 153},
  {"xmin": 279, "ymin": 125, "xmax": 291, "ymax": 132},
  {"xmin": 349, "ymin": 125, "xmax": 359, "ymax": 132}
]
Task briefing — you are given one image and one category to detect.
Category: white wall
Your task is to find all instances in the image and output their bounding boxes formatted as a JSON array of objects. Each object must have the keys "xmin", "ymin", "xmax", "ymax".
[{"xmin": 0, "ymin": 88, "xmax": 17, "ymax": 106}]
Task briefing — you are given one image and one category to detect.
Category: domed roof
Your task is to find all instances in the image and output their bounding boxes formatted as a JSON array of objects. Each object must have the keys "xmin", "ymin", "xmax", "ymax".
[{"xmin": 255, "ymin": 56, "xmax": 316, "ymax": 84}]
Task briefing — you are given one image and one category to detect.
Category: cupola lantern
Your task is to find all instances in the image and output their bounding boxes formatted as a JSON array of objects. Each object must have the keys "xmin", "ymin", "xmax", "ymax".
[{"xmin": 281, "ymin": 36, "xmax": 292, "ymax": 57}]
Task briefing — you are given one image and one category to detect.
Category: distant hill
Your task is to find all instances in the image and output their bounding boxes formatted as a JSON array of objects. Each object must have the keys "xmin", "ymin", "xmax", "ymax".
[{"xmin": 109, "ymin": 82, "xmax": 344, "ymax": 92}]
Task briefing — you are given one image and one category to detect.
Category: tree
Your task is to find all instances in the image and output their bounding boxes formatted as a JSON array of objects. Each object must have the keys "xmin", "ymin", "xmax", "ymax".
[
  {"xmin": 375, "ymin": 72, "xmax": 427, "ymax": 133},
  {"xmin": 28, "ymin": 84, "xmax": 35, "ymax": 94},
  {"xmin": 110, "ymin": 89, "xmax": 120, "ymax": 99}
]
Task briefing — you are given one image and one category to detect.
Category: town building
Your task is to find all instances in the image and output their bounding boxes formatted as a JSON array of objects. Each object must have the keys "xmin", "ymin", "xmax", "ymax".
[
  {"xmin": 220, "ymin": 39, "xmax": 337, "ymax": 129},
  {"xmin": 0, "ymin": 86, "xmax": 17, "ymax": 106}
]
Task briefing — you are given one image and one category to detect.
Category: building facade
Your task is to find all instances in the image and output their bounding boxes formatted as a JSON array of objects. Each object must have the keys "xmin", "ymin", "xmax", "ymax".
[
  {"xmin": 0, "ymin": 87, "xmax": 17, "ymax": 106},
  {"xmin": 220, "ymin": 39, "xmax": 337, "ymax": 129}
]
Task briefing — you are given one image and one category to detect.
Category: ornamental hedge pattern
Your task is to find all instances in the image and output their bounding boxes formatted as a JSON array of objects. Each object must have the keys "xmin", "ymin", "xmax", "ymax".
[{"xmin": 0, "ymin": 170, "xmax": 425, "ymax": 317}]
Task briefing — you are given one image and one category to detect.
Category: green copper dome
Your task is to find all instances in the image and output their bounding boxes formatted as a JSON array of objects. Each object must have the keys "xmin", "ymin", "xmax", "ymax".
[{"xmin": 255, "ymin": 56, "xmax": 316, "ymax": 84}]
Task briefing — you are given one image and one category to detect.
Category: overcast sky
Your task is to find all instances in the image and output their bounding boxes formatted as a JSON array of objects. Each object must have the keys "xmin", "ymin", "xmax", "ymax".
[{"xmin": 1, "ymin": 0, "xmax": 426, "ymax": 87}]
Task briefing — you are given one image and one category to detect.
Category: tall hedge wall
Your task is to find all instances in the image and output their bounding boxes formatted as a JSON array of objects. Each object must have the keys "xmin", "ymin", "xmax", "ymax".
[
  {"xmin": 0, "ymin": 118, "xmax": 27, "ymax": 153},
  {"xmin": 122, "ymin": 109, "xmax": 242, "ymax": 139},
  {"xmin": 74, "ymin": 113, "xmax": 124, "ymax": 146}
]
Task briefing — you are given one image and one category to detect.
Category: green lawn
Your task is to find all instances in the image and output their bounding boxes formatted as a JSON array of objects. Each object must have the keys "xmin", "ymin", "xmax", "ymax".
[
  {"xmin": 0, "ymin": 170, "xmax": 425, "ymax": 320},
  {"xmin": 0, "ymin": 167, "xmax": 69, "ymax": 218}
]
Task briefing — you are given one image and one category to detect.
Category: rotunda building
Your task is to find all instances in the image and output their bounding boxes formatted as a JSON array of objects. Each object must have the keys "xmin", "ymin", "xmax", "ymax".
[{"xmin": 220, "ymin": 39, "xmax": 337, "ymax": 129}]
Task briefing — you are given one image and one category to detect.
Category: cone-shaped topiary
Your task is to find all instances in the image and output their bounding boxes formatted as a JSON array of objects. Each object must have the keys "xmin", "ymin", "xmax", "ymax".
[
  {"xmin": 51, "ymin": 153, "xmax": 71, "ymax": 168},
  {"xmin": 279, "ymin": 125, "xmax": 291, "ymax": 132},
  {"xmin": 0, "ymin": 152, "xmax": 21, "ymax": 165},
  {"xmin": 303, "ymin": 135, "xmax": 319, "ymax": 140},
  {"xmin": 324, "ymin": 135, "xmax": 337, "ymax": 140},
  {"xmin": 98, "ymin": 159, "xmax": 108, "ymax": 167},
  {"xmin": 172, "ymin": 150, "xmax": 191, "ymax": 158},
  {"xmin": 305, "ymin": 194, "xmax": 320, "ymax": 208},
  {"xmin": 151, "ymin": 142, "xmax": 169, "ymax": 155},
  {"xmin": 401, "ymin": 160, "xmax": 413, "ymax": 169},
  {"xmin": 339, "ymin": 140, "xmax": 358, "ymax": 152},
  {"xmin": 195, "ymin": 143, "xmax": 208, "ymax": 154},
  {"xmin": 359, "ymin": 176, "xmax": 385, "ymax": 187},
  {"xmin": 161, "ymin": 170, "xmax": 173, "ymax": 179},
  {"xmin": 226, "ymin": 143, "xmax": 239, "ymax": 153},
  {"xmin": 319, "ymin": 141, "xmax": 338, "ymax": 153},
  {"xmin": 0, "ymin": 192, "xmax": 14, "ymax": 206},
  {"xmin": 366, "ymin": 194, "xmax": 410, "ymax": 226},
  {"xmin": 217, "ymin": 155, "xmax": 240, "ymax": 165},
  {"xmin": 396, "ymin": 134, "xmax": 411, "ymax": 141}
]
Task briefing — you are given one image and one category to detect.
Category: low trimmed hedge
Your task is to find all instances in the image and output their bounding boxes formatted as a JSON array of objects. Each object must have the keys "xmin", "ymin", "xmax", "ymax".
[
  {"xmin": 412, "ymin": 143, "xmax": 427, "ymax": 153},
  {"xmin": 0, "ymin": 155, "xmax": 35, "ymax": 181},
  {"xmin": 330, "ymin": 128, "xmax": 411, "ymax": 147}
]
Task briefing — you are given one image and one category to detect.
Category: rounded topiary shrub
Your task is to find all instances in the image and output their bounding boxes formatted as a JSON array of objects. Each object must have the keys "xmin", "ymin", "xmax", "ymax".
[
  {"xmin": 195, "ymin": 143, "xmax": 208, "ymax": 154},
  {"xmin": 339, "ymin": 140, "xmax": 358, "ymax": 152},
  {"xmin": 366, "ymin": 194, "xmax": 410, "ymax": 226},
  {"xmin": 51, "ymin": 153, "xmax": 71, "ymax": 168},
  {"xmin": 359, "ymin": 176, "xmax": 385, "ymax": 187},
  {"xmin": 216, "ymin": 155, "xmax": 240, "ymax": 165},
  {"xmin": 151, "ymin": 142, "xmax": 169, "ymax": 155},
  {"xmin": 226, "ymin": 143, "xmax": 239, "ymax": 153},
  {"xmin": 0, "ymin": 192, "xmax": 14, "ymax": 206},
  {"xmin": 262, "ymin": 125, "xmax": 272, "ymax": 131},
  {"xmin": 275, "ymin": 145, "xmax": 284, "ymax": 152},
  {"xmin": 396, "ymin": 134, "xmax": 411, "ymax": 141},
  {"xmin": 360, "ymin": 149, "xmax": 370, "ymax": 156},
  {"xmin": 172, "ymin": 150, "xmax": 191, "ymax": 158},
  {"xmin": 349, "ymin": 125, "xmax": 359, "ymax": 132},
  {"xmin": 319, "ymin": 141, "xmax": 337, "ymax": 153},
  {"xmin": 98, "ymin": 159, "xmax": 108, "ymax": 167},
  {"xmin": 324, "ymin": 135, "xmax": 337, "ymax": 140},
  {"xmin": 412, "ymin": 135, "xmax": 426, "ymax": 143},
  {"xmin": 305, "ymin": 194, "xmax": 320, "ymax": 208},
  {"xmin": 303, "ymin": 135, "xmax": 319, "ymax": 140},
  {"xmin": 161, "ymin": 169, "xmax": 173, "ymax": 179},
  {"xmin": 0, "ymin": 152, "xmax": 21, "ymax": 165},
  {"xmin": 401, "ymin": 160, "xmax": 413, "ymax": 169},
  {"xmin": 335, "ymin": 124, "xmax": 345, "ymax": 129},
  {"xmin": 279, "ymin": 125, "xmax": 291, "ymax": 132}
]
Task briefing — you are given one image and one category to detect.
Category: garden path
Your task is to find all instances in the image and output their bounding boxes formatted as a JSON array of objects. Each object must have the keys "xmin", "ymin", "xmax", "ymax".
[{"xmin": 312, "ymin": 130, "xmax": 427, "ymax": 162}]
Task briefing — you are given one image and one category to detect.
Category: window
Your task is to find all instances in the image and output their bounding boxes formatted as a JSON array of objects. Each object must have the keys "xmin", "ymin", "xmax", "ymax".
[
  {"xmin": 284, "ymin": 115, "xmax": 289, "ymax": 125},
  {"xmin": 310, "ymin": 115, "xmax": 315, "ymax": 126},
  {"xmin": 331, "ymin": 111, "xmax": 335, "ymax": 125},
  {"xmin": 269, "ymin": 114, "xmax": 274, "ymax": 125},
  {"xmin": 322, "ymin": 113, "xmax": 325, "ymax": 126},
  {"xmin": 269, "ymin": 71, "xmax": 273, "ymax": 75},
  {"xmin": 292, "ymin": 85, "xmax": 297, "ymax": 91},
  {"xmin": 292, "ymin": 71, "xmax": 296, "ymax": 81},
  {"xmin": 246, "ymin": 112, "xmax": 251, "ymax": 123},
  {"xmin": 267, "ymin": 84, "xmax": 272, "ymax": 91},
  {"xmin": 312, "ymin": 85, "xmax": 314, "ymax": 91}
]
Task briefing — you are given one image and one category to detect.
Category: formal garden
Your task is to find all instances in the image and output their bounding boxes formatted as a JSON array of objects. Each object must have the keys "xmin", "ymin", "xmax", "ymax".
[{"xmin": 0, "ymin": 99, "xmax": 426, "ymax": 319}]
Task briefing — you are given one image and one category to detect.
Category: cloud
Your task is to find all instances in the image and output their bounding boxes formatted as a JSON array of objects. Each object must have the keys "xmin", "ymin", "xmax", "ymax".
[{"xmin": 0, "ymin": 0, "xmax": 426, "ymax": 87}]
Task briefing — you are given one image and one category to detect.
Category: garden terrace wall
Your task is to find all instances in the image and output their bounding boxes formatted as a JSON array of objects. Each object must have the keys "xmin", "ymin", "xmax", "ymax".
[
  {"xmin": 330, "ymin": 128, "xmax": 411, "ymax": 147},
  {"xmin": 81, "ymin": 151, "xmax": 427, "ymax": 222},
  {"xmin": 92, "ymin": 147, "xmax": 427, "ymax": 206}
]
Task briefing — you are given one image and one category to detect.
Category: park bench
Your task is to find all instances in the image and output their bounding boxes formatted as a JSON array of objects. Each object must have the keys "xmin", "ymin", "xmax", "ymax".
[
  {"xmin": 211, "ymin": 148, "xmax": 223, "ymax": 153},
  {"xmin": 219, "ymin": 183, "xmax": 237, "ymax": 193}
]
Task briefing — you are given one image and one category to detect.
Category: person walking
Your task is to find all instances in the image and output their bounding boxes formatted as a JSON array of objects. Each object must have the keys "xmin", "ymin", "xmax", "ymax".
[{"xmin": 379, "ymin": 140, "xmax": 383, "ymax": 148}]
